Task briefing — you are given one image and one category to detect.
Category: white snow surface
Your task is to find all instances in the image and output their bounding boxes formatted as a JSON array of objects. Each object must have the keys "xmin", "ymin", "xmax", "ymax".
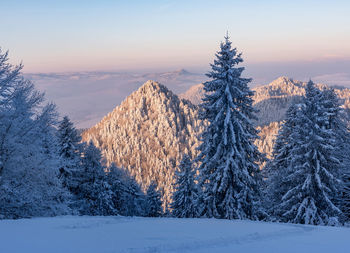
[{"xmin": 0, "ymin": 216, "xmax": 348, "ymax": 253}]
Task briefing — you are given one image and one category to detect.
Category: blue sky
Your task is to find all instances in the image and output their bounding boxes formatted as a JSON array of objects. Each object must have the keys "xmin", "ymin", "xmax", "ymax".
[{"xmin": 1, "ymin": 0, "xmax": 349, "ymax": 73}]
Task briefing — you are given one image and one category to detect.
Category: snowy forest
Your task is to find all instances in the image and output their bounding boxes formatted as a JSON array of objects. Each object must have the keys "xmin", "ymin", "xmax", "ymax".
[{"xmin": 1, "ymin": 34, "xmax": 350, "ymax": 227}]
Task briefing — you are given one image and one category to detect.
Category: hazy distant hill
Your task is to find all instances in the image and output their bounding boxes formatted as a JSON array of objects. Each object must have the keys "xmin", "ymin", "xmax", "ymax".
[
  {"xmin": 179, "ymin": 83, "xmax": 205, "ymax": 106},
  {"xmin": 82, "ymin": 80, "xmax": 204, "ymax": 208},
  {"xmin": 26, "ymin": 69, "xmax": 206, "ymax": 128},
  {"xmin": 180, "ymin": 76, "xmax": 350, "ymax": 126}
]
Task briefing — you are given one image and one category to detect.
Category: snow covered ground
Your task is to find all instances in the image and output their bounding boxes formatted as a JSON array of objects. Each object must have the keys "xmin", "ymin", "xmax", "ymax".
[{"xmin": 0, "ymin": 216, "xmax": 349, "ymax": 253}]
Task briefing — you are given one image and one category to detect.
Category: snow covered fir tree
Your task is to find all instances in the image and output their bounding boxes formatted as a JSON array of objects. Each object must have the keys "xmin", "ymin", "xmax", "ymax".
[
  {"xmin": 195, "ymin": 35, "xmax": 264, "ymax": 220},
  {"xmin": 57, "ymin": 116, "xmax": 84, "ymax": 202},
  {"xmin": 145, "ymin": 182, "xmax": 163, "ymax": 217},
  {"xmin": 171, "ymin": 154, "xmax": 198, "ymax": 218},
  {"xmin": 267, "ymin": 80, "xmax": 346, "ymax": 225},
  {"xmin": 320, "ymin": 88, "xmax": 350, "ymax": 216},
  {"xmin": 107, "ymin": 163, "xmax": 146, "ymax": 216},
  {"xmin": 75, "ymin": 141, "xmax": 116, "ymax": 216},
  {"xmin": 264, "ymin": 104, "xmax": 300, "ymax": 218}
]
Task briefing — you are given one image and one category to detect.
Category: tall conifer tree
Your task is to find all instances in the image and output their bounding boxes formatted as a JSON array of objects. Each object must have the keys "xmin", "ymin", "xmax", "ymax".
[
  {"xmin": 196, "ymin": 35, "xmax": 263, "ymax": 220},
  {"xmin": 320, "ymin": 88, "xmax": 350, "ymax": 217},
  {"xmin": 273, "ymin": 81, "xmax": 344, "ymax": 225}
]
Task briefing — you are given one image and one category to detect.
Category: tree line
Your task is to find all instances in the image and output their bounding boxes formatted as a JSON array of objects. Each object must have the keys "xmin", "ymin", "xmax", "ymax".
[{"xmin": 0, "ymin": 49, "xmax": 162, "ymax": 219}]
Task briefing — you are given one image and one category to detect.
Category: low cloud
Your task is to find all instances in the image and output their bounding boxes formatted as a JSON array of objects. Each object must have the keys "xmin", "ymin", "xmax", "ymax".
[{"xmin": 312, "ymin": 73, "xmax": 350, "ymax": 88}]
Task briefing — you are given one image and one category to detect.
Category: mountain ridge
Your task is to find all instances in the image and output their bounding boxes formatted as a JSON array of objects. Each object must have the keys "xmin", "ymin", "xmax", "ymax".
[{"xmin": 83, "ymin": 77, "xmax": 350, "ymax": 207}]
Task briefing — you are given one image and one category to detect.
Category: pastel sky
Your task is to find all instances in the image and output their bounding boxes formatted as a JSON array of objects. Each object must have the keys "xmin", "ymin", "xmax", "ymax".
[{"xmin": 1, "ymin": 0, "xmax": 349, "ymax": 73}]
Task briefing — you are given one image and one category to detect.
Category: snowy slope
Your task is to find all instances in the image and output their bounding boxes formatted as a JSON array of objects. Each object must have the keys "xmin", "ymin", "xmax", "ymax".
[{"xmin": 0, "ymin": 216, "xmax": 349, "ymax": 253}]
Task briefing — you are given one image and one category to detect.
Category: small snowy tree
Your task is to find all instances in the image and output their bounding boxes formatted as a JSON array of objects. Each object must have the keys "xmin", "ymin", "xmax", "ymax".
[
  {"xmin": 274, "ymin": 81, "xmax": 344, "ymax": 225},
  {"xmin": 107, "ymin": 163, "xmax": 126, "ymax": 214},
  {"xmin": 107, "ymin": 163, "xmax": 146, "ymax": 216},
  {"xmin": 196, "ymin": 34, "xmax": 264, "ymax": 220},
  {"xmin": 76, "ymin": 141, "xmax": 116, "ymax": 216},
  {"xmin": 171, "ymin": 154, "xmax": 198, "ymax": 218},
  {"xmin": 145, "ymin": 182, "xmax": 162, "ymax": 217},
  {"xmin": 58, "ymin": 116, "xmax": 82, "ymax": 160},
  {"xmin": 57, "ymin": 116, "xmax": 83, "ymax": 194},
  {"xmin": 125, "ymin": 175, "xmax": 147, "ymax": 217}
]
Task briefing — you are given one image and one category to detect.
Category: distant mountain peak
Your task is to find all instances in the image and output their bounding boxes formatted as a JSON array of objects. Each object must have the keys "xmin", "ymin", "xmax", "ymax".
[
  {"xmin": 267, "ymin": 76, "xmax": 301, "ymax": 87},
  {"xmin": 133, "ymin": 80, "xmax": 180, "ymax": 105},
  {"xmin": 175, "ymin": 68, "xmax": 191, "ymax": 75},
  {"xmin": 138, "ymin": 80, "xmax": 171, "ymax": 94}
]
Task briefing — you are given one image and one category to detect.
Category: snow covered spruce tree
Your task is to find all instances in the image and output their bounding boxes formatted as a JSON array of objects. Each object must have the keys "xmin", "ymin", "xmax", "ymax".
[
  {"xmin": 124, "ymin": 175, "xmax": 147, "ymax": 216},
  {"xmin": 320, "ymin": 88, "xmax": 350, "ymax": 217},
  {"xmin": 76, "ymin": 141, "xmax": 116, "ymax": 216},
  {"xmin": 107, "ymin": 163, "xmax": 146, "ymax": 216},
  {"xmin": 0, "ymin": 49, "xmax": 70, "ymax": 219},
  {"xmin": 196, "ymin": 35, "xmax": 264, "ymax": 220},
  {"xmin": 273, "ymin": 81, "xmax": 344, "ymax": 225},
  {"xmin": 57, "ymin": 116, "xmax": 84, "ymax": 196},
  {"xmin": 145, "ymin": 181, "xmax": 162, "ymax": 217},
  {"xmin": 264, "ymin": 104, "xmax": 300, "ymax": 217},
  {"xmin": 107, "ymin": 163, "xmax": 126, "ymax": 215},
  {"xmin": 171, "ymin": 154, "xmax": 198, "ymax": 218}
]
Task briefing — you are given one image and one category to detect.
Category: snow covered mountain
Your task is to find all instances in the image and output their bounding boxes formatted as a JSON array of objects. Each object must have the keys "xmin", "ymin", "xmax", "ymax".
[
  {"xmin": 82, "ymin": 80, "xmax": 204, "ymax": 208},
  {"xmin": 179, "ymin": 83, "xmax": 205, "ymax": 106}
]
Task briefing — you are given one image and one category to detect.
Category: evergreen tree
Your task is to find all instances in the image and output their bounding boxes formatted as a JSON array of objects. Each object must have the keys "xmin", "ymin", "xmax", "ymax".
[
  {"xmin": 145, "ymin": 182, "xmax": 162, "ymax": 217},
  {"xmin": 107, "ymin": 163, "xmax": 126, "ymax": 214},
  {"xmin": 76, "ymin": 141, "xmax": 116, "ymax": 216},
  {"xmin": 125, "ymin": 175, "xmax": 147, "ymax": 216},
  {"xmin": 58, "ymin": 116, "xmax": 82, "ymax": 160},
  {"xmin": 171, "ymin": 154, "xmax": 198, "ymax": 218},
  {"xmin": 265, "ymin": 104, "xmax": 300, "ymax": 217},
  {"xmin": 274, "ymin": 81, "xmax": 344, "ymax": 225},
  {"xmin": 107, "ymin": 163, "xmax": 145, "ymax": 216},
  {"xmin": 57, "ymin": 116, "xmax": 83, "ymax": 194},
  {"xmin": 196, "ymin": 35, "xmax": 263, "ymax": 220},
  {"xmin": 321, "ymin": 88, "xmax": 350, "ymax": 217},
  {"xmin": 0, "ymin": 49, "xmax": 70, "ymax": 218}
]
